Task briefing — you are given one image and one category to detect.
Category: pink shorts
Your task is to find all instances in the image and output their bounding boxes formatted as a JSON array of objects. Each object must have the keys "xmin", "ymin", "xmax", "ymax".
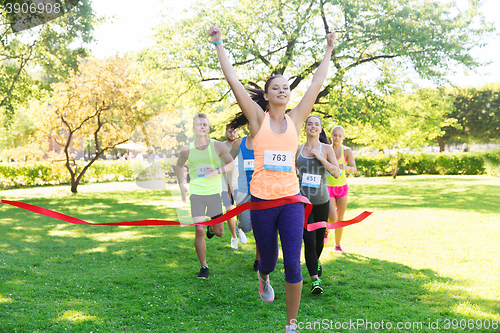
[{"xmin": 328, "ymin": 184, "xmax": 349, "ymax": 198}]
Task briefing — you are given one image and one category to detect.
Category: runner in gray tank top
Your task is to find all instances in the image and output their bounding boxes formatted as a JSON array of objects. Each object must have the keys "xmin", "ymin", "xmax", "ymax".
[
  {"xmin": 296, "ymin": 115, "xmax": 340, "ymax": 294},
  {"xmin": 297, "ymin": 144, "xmax": 330, "ymax": 205}
]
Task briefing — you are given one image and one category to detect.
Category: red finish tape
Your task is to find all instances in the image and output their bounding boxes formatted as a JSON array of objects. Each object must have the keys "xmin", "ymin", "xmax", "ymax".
[{"xmin": 1, "ymin": 197, "xmax": 371, "ymax": 231}]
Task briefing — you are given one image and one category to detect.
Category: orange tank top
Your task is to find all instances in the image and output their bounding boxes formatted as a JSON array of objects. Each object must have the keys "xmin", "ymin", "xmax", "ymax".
[{"xmin": 250, "ymin": 113, "xmax": 299, "ymax": 200}]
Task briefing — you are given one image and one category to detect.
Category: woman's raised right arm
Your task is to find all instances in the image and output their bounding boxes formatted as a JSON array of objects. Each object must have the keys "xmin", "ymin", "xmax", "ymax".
[{"xmin": 208, "ymin": 27, "xmax": 263, "ymax": 125}]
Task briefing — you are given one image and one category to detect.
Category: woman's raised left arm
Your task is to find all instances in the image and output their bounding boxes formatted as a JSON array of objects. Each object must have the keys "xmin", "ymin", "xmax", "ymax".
[{"xmin": 290, "ymin": 32, "xmax": 336, "ymax": 130}]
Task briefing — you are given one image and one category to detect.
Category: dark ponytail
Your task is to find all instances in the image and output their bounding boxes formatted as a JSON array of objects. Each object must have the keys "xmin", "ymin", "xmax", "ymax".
[
  {"xmin": 228, "ymin": 110, "xmax": 249, "ymax": 130},
  {"xmin": 245, "ymin": 87, "xmax": 268, "ymax": 111},
  {"xmin": 319, "ymin": 128, "xmax": 330, "ymax": 144}
]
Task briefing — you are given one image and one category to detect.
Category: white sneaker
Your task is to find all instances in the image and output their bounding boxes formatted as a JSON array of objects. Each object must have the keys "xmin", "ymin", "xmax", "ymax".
[
  {"xmin": 230, "ymin": 237, "xmax": 238, "ymax": 249},
  {"xmin": 237, "ymin": 227, "xmax": 247, "ymax": 244},
  {"xmin": 258, "ymin": 271, "xmax": 274, "ymax": 303}
]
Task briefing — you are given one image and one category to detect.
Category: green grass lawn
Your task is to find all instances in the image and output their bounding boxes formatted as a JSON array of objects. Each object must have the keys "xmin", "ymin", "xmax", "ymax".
[{"xmin": 1, "ymin": 176, "xmax": 499, "ymax": 332}]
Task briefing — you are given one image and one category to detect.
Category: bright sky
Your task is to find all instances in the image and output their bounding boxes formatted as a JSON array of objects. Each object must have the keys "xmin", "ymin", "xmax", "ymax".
[{"xmin": 89, "ymin": 0, "xmax": 500, "ymax": 88}]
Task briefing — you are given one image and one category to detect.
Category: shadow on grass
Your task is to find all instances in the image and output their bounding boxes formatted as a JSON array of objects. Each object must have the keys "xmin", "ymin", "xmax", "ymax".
[
  {"xmin": 348, "ymin": 177, "xmax": 500, "ymax": 213},
  {"xmin": 298, "ymin": 253, "xmax": 499, "ymax": 333}
]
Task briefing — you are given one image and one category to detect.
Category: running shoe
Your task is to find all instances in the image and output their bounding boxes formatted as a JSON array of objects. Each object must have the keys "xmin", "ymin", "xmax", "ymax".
[
  {"xmin": 230, "ymin": 237, "xmax": 239, "ymax": 249},
  {"xmin": 311, "ymin": 278, "xmax": 323, "ymax": 294},
  {"xmin": 198, "ymin": 266, "xmax": 209, "ymax": 279},
  {"xmin": 335, "ymin": 244, "xmax": 344, "ymax": 253},
  {"xmin": 324, "ymin": 230, "xmax": 330, "ymax": 244},
  {"xmin": 286, "ymin": 324, "xmax": 299, "ymax": 333},
  {"xmin": 237, "ymin": 227, "xmax": 247, "ymax": 244},
  {"xmin": 317, "ymin": 260, "xmax": 322, "ymax": 278},
  {"xmin": 258, "ymin": 271, "xmax": 274, "ymax": 303},
  {"xmin": 253, "ymin": 260, "xmax": 259, "ymax": 272},
  {"xmin": 206, "ymin": 226, "xmax": 215, "ymax": 239}
]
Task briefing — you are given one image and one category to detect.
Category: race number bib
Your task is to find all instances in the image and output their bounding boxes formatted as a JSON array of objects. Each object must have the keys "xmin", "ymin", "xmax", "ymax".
[
  {"xmin": 196, "ymin": 164, "xmax": 212, "ymax": 178},
  {"xmin": 264, "ymin": 150, "xmax": 293, "ymax": 172},
  {"xmin": 301, "ymin": 173, "xmax": 321, "ymax": 188},
  {"xmin": 244, "ymin": 159, "xmax": 255, "ymax": 171}
]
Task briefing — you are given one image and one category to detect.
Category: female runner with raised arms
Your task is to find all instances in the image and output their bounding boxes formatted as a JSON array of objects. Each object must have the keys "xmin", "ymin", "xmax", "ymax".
[{"xmin": 208, "ymin": 26, "xmax": 335, "ymax": 333}]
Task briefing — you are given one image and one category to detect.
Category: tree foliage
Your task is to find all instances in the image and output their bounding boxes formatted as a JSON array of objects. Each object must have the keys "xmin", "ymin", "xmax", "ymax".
[
  {"xmin": 0, "ymin": 0, "xmax": 99, "ymax": 123},
  {"xmin": 147, "ymin": 0, "xmax": 494, "ymax": 126},
  {"xmin": 128, "ymin": 111, "xmax": 185, "ymax": 154},
  {"xmin": 40, "ymin": 56, "xmax": 162, "ymax": 193},
  {"xmin": 0, "ymin": 98, "xmax": 47, "ymax": 161},
  {"xmin": 346, "ymin": 88, "xmax": 456, "ymax": 177},
  {"xmin": 440, "ymin": 83, "xmax": 500, "ymax": 145},
  {"xmin": 351, "ymin": 88, "xmax": 455, "ymax": 149}
]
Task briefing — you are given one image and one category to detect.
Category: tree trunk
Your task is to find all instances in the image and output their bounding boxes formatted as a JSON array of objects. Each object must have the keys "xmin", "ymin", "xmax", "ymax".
[
  {"xmin": 438, "ymin": 139, "xmax": 445, "ymax": 152},
  {"xmin": 70, "ymin": 176, "xmax": 79, "ymax": 193},
  {"xmin": 392, "ymin": 161, "xmax": 399, "ymax": 179},
  {"xmin": 391, "ymin": 152, "xmax": 405, "ymax": 179},
  {"xmin": 69, "ymin": 152, "xmax": 104, "ymax": 193},
  {"xmin": 390, "ymin": 154, "xmax": 399, "ymax": 179}
]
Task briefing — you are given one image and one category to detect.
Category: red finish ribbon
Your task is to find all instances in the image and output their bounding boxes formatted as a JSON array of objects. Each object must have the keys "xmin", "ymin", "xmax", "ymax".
[
  {"xmin": 1, "ymin": 197, "xmax": 371, "ymax": 231},
  {"xmin": 305, "ymin": 211, "xmax": 373, "ymax": 232}
]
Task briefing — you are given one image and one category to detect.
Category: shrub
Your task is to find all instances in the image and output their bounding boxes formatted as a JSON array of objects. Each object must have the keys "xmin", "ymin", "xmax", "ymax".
[
  {"xmin": 0, "ymin": 160, "xmax": 147, "ymax": 188},
  {"xmin": 354, "ymin": 151, "xmax": 490, "ymax": 177},
  {"xmin": 0, "ymin": 151, "xmax": 497, "ymax": 189},
  {"xmin": 355, "ymin": 153, "xmax": 391, "ymax": 177},
  {"xmin": 479, "ymin": 150, "xmax": 500, "ymax": 177}
]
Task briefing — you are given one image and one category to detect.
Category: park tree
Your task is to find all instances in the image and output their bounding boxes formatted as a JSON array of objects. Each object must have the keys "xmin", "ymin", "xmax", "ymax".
[
  {"xmin": 146, "ymin": 0, "xmax": 494, "ymax": 129},
  {"xmin": 437, "ymin": 83, "xmax": 500, "ymax": 150},
  {"xmin": 0, "ymin": 98, "xmax": 48, "ymax": 161},
  {"xmin": 0, "ymin": 0, "xmax": 99, "ymax": 125},
  {"xmin": 347, "ymin": 88, "xmax": 456, "ymax": 177},
  {"xmin": 129, "ymin": 54, "xmax": 212, "ymax": 151},
  {"xmin": 127, "ymin": 111, "xmax": 185, "ymax": 154},
  {"xmin": 40, "ymin": 56, "xmax": 162, "ymax": 193}
]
